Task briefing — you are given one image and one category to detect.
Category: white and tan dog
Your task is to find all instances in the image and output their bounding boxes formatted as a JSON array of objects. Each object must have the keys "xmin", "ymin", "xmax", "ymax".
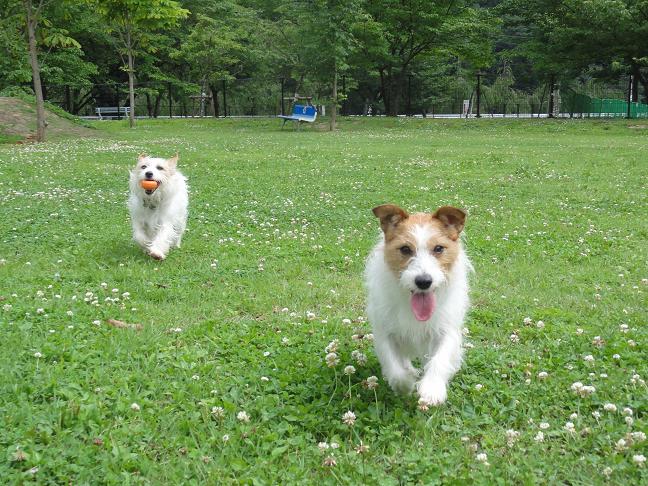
[
  {"xmin": 128, "ymin": 154, "xmax": 188, "ymax": 260},
  {"xmin": 365, "ymin": 204, "xmax": 471, "ymax": 406}
]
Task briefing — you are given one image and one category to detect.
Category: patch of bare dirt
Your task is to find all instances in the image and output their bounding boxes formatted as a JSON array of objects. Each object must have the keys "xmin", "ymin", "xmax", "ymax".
[{"xmin": 0, "ymin": 97, "xmax": 98, "ymax": 141}]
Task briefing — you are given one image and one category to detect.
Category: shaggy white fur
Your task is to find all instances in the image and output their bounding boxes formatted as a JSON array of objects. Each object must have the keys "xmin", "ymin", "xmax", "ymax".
[
  {"xmin": 128, "ymin": 154, "xmax": 188, "ymax": 260},
  {"xmin": 365, "ymin": 205, "xmax": 471, "ymax": 406}
]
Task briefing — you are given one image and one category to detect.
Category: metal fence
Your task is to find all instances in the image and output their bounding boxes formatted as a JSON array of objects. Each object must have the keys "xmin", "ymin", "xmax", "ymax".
[{"xmin": 38, "ymin": 74, "xmax": 648, "ymax": 120}]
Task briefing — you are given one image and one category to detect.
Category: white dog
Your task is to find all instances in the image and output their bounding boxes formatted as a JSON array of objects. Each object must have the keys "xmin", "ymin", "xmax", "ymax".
[
  {"xmin": 128, "ymin": 154, "xmax": 188, "ymax": 260},
  {"xmin": 365, "ymin": 204, "xmax": 471, "ymax": 406}
]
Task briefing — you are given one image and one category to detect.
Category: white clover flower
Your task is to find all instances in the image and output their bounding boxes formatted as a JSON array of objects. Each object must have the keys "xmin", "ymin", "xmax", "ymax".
[
  {"xmin": 602, "ymin": 467, "xmax": 612, "ymax": 478},
  {"xmin": 306, "ymin": 311, "xmax": 316, "ymax": 320},
  {"xmin": 592, "ymin": 411, "xmax": 601, "ymax": 419},
  {"xmin": 539, "ymin": 422, "xmax": 550, "ymax": 430},
  {"xmin": 631, "ymin": 431, "xmax": 646, "ymax": 443},
  {"xmin": 211, "ymin": 406, "xmax": 224, "ymax": 418},
  {"xmin": 534, "ymin": 431, "xmax": 545, "ymax": 442},
  {"xmin": 523, "ymin": 317, "xmax": 533, "ymax": 325},
  {"xmin": 475, "ymin": 453, "xmax": 489, "ymax": 465},
  {"xmin": 342, "ymin": 318, "xmax": 351, "ymax": 325},
  {"xmin": 538, "ymin": 371, "xmax": 548, "ymax": 379},
  {"xmin": 191, "ymin": 375, "xmax": 200, "ymax": 380},
  {"xmin": 325, "ymin": 340, "xmax": 339, "ymax": 354},
  {"xmin": 34, "ymin": 352, "xmax": 42, "ymax": 358},
  {"xmin": 619, "ymin": 324, "xmax": 629, "ymax": 333},
  {"xmin": 318, "ymin": 442, "xmax": 329, "ymax": 451},
  {"xmin": 342, "ymin": 411, "xmax": 356, "ymax": 426},
  {"xmin": 633, "ymin": 455, "xmax": 646, "ymax": 467},
  {"xmin": 36, "ymin": 290, "xmax": 44, "ymax": 297},
  {"xmin": 583, "ymin": 354, "xmax": 595, "ymax": 362},
  {"xmin": 604, "ymin": 403, "xmax": 617, "ymax": 412},
  {"xmin": 330, "ymin": 442, "xmax": 339, "ymax": 449},
  {"xmin": 505, "ymin": 429, "xmax": 520, "ymax": 447},
  {"xmin": 260, "ymin": 376, "xmax": 269, "ymax": 382},
  {"xmin": 237, "ymin": 411, "xmax": 250, "ymax": 422},
  {"xmin": 570, "ymin": 413, "xmax": 578, "ymax": 420},
  {"xmin": 92, "ymin": 320, "xmax": 101, "ymax": 326},
  {"xmin": 622, "ymin": 407, "xmax": 633, "ymax": 416},
  {"xmin": 475, "ymin": 383, "xmax": 483, "ymax": 391},
  {"xmin": 576, "ymin": 328, "xmax": 584, "ymax": 335},
  {"xmin": 615, "ymin": 438, "xmax": 627, "ymax": 451},
  {"xmin": 130, "ymin": 402, "xmax": 141, "ymax": 411},
  {"xmin": 222, "ymin": 434, "xmax": 229, "ymax": 443},
  {"xmin": 322, "ymin": 456, "xmax": 336, "ymax": 467},
  {"xmin": 366, "ymin": 376, "xmax": 379, "ymax": 390},
  {"xmin": 36, "ymin": 308, "xmax": 45, "ymax": 314},
  {"xmin": 612, "ymin": 353, "xmax": 620, "ymax": 360},
  {"xmin": 325, "ymin": 352, "xmax": 339, "ymax": 368},
  {"xmin": 2, "ymin": 304, "xmax": 11, "ymax": 311},
  {"xmin": 564, "ymin": 422, "xmax": 576, "ymax": 433},
  {"xmin": 536, "ymin": 320, "xmax": 545, "ymax": 329},
  {"xmin": 509, "ymin": 333, "xmax": 520, "ymax": 344},
  {"xmin": 351, "ymin": 350, "xmax": 367, "ymax": 365},
  {"xmin": 343, "ymin": 365, "xmax": 356, "ymax": 375},
  {"xmin": 625, "ymin": 416, "xmax": 634, "ymax": 426}
]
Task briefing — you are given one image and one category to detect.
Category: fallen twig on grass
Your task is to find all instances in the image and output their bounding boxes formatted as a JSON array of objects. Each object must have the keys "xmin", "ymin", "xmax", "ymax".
[{"xmin": 106, "ymin": 319, "xmax": 143, "ymax": 331}]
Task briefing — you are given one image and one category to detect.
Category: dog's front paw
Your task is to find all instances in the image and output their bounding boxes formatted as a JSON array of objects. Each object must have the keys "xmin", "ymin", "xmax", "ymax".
[
  {"xmin": 148, "ymin": 248, "xmax": 166, "ymax": 260},
  {"xmin": 387, "ymin": 371, "xmax": 417, "ymax": 395},
  {"xmin": 417, "ymin": 380, "xmax": 448, "ymax": 406}
]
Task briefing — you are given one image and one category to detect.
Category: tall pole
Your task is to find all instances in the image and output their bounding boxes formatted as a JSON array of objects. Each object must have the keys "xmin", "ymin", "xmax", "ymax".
[
  {"xmin": 548, "ymin": 74, "xmax": 556, "ymax": 118},
  {"xmin": 280, "ymin": 78, "xmax": 285, "ymax": 115},
  {"xmin": 222, "ymin": 80, "xmax": 227, "ymax": 117},
  {"xmin": 476, "ymin": 73, "xmax": 482, "ymax": 118},
  {"xmin": 626, "ymin": 75, "xmax": 633, "ymax": 119},
  {"xmin": 407, "ymin": 74, "xmax": 412, "ymax": 116},
  {"xmin": 168, "ymin": 82, "xmax": 172, "ymax": 118},
  {"xmin": 116, "ymin": 84, "xmax": 121, "ymax": 120}
]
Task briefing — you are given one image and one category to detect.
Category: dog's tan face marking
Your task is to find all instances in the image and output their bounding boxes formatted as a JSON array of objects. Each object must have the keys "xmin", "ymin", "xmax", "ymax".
[{"xmin": 373, "ymin": 204, "xmax": 466, "ymax": 282}]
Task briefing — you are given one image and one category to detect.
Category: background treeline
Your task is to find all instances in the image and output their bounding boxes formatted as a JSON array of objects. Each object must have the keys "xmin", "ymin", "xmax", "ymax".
[{"xmin": 2, "ymin": 1, "xmax": 647, "ymax": 130}]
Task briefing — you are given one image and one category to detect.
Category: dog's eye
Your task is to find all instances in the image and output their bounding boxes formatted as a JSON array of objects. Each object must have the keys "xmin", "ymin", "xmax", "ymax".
[
  {"xmin": 399, "ymin": 245, "xmax": 413, "ymax": 256},
  {"xmin": 157, "ymin": 166, "xmax": 164, "ymax": 170},
  {"xmin": 433, "ymin": 245, "xmax": 445, "ymax": 254},
  {"xmin": 141, "ymin": 165, "xmax": 147, "ymax": 169}
]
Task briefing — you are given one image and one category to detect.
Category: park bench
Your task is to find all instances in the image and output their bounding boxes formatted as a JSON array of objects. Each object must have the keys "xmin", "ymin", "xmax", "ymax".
[
  {"xmin": 278, "ymin": 104, "xmax": 317, "ymax": 129},
  {"xmin": 95, "ymin": 106, "xmax": 130, "ymax": 120}
]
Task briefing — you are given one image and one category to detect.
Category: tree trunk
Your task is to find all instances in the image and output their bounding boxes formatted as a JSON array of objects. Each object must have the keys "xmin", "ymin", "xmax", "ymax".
[
  {"xmin": 126, "ymin": 29, "xmax": 136, "ymax": 128},
  {"xmin": 631, "ymin": 63, "xmax": 646, "ymax": 103},
  {"xmin": 145, "ymin": 93, "xmax": 153, "ymax": 117},
  {"xmin": 154, "ymin": 92, "xmax": 162, "ymax": 118},
  {"xmin": 330, "ymin": 67, "xmax": 337, "ymax": 131},
  {"xmin": 24, "ymin": 0, "xmax": 46, "ymax": 142},
  {"xmin": 209, "ymin": 85, "xmax": 220, "ymax": 117}
]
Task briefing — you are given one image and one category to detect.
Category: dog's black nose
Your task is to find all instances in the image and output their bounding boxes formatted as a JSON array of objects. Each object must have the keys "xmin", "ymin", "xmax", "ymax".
[
  {"xmin": 415, "ymin": 274, "xmax": 433, "ymax": 290},
  {"xmin": 145, "ymin": 171, "xmax": 154, "ymax": 179}
]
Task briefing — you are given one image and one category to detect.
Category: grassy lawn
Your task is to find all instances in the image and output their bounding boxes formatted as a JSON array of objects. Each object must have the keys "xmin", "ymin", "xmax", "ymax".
[{"xmin": 0, "ymin": 117, "xmax": 646, "ymax": 484}]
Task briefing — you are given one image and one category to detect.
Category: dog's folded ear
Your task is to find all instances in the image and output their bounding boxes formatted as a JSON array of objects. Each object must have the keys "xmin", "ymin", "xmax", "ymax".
[
  {"xmin": 138, "ymin": 153, "xmax": 148, "ymax": 161},
  {"xmin": 433, "ymin": 206, "xmax": 466, "ymax": 240},
  {"xmin": 168, "ymin": 153, "xmax": 179, "ymax": 168},
  {"xmin": 373, "ymin": 204, "xmax": 409, "ymax": 235}
]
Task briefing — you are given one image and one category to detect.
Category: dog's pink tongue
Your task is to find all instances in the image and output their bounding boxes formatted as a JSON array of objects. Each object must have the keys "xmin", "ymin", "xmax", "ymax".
[{"xmin": 411, "ymin": 292, "xmax": 436, "ymax": 322}]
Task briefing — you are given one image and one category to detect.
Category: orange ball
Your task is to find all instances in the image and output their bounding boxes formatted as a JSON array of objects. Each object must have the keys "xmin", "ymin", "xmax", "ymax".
[{"xmin": 140, "ymin": 180, "xmax": 158, "ymax": 191}]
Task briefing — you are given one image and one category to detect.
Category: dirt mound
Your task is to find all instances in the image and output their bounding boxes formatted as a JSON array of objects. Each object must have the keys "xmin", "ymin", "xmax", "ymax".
[{"xmin": 0, "ymin": 97, "xmax": 97, "ymax": 142}]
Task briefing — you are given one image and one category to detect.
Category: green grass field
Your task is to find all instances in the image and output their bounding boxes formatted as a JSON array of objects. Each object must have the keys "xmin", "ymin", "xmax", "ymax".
[{"xmin": 0, "ymin": 118, "xmax": 646, "ymax": 484}]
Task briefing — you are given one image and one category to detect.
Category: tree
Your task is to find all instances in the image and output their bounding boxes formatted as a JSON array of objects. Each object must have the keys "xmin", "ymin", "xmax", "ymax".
[
  {"xmin": 501, "ymin": 0, "xmax": 648, "ymax": 103},
  {"xmin": 178, "ymin": 0, "xmax": 260, "ymax": 117},
  {"xmin": 92, "ymin": 0, "xmax": 189, "ymax": 127},
  {"xmin": 292, "ymin": 0, "xmax": 360, "ymax": 130},
  {"xmin": 22, "ymin": 0, "xmax": 48, "ymax": 141},
  {"xmin": 353, "ymin": 0, "xmax": 497, "ymax": 116}
]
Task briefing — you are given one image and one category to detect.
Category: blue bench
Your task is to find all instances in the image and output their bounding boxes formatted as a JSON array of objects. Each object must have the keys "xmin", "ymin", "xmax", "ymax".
[{"xmin": 278, "ymin": 104, "xmax": 317, "ymax": 129}]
